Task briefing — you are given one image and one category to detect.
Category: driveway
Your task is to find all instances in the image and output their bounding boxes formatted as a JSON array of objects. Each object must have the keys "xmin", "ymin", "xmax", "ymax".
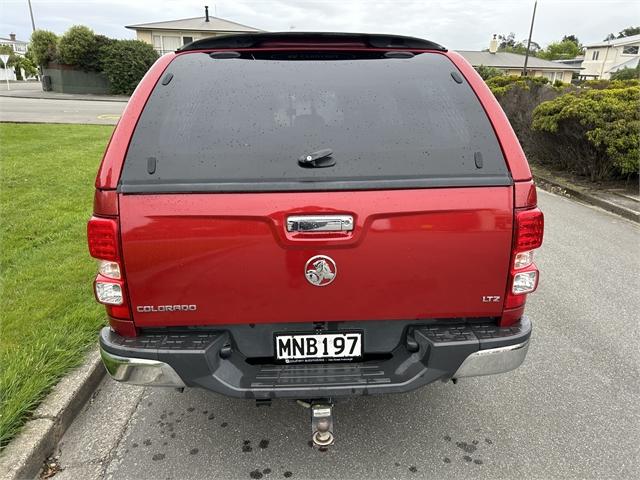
[
  {"xmin": 52, "ymin": 190, "xmax": 640, "ymax": 479},
  {"xmin": 0, "ymin": 96, "xmax": 125, "ymax": 125}
]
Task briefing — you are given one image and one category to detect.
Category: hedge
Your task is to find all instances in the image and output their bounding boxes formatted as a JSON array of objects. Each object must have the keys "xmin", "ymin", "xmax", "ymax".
[
  {"xmin": 29, "ymin": 27, "xmax": 158, "ymax": 95},
  {"xmin": 531, "ymin": 81, "xmax": 640, "ymax": 180},
  {"xmin": 99, "ymin": 40, "xmax": 158, "ymax": 95}
]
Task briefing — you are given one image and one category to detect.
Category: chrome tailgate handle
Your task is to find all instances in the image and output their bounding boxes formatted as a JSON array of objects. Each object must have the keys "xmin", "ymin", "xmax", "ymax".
[{"xmin": 286, "ymin": 215, "xmax": 354, "ymax": 232}]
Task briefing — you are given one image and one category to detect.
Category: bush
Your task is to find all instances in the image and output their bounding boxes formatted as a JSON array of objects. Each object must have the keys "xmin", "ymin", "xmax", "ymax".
[
  {"xmin": 475, "ymin": 65, "xmax": 502, "ymax": 80},
  {"xmin": 58, "ymin": 25, "xmax": 101, "ymax": 71},
  {"xmin": 532, "ymin": 83, "xmax": 640, "ymax": 180},
  {"xmin": 100, "ymin": 40, "xmax": 158, "ymax": 94},
  {"xmin": 28, "ymin": 30, "xmax": 58, "ymax": 66},
  {"xmin": 485, "ymin": 75, "xmax": 550, "ymax": 97}
]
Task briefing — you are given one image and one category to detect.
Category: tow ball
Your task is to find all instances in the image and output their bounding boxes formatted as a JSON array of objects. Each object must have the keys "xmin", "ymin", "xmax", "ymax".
[{"xmin": 298, "ymin": 400, "xmax": 335, "ymax": 447}]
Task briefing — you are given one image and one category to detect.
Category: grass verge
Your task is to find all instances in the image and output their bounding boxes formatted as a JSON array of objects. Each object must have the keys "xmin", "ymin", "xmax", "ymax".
[{"xmin": 0, "ymin": 123, "xmax": 114, "ymax": 448}]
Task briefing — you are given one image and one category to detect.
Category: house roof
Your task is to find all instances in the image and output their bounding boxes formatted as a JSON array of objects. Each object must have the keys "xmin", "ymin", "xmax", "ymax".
[
  {"xmin": 584, "ymin": 34, "xmax": 640, "ymax": 49},
  {"xmin": 0, "ymin": 36, "xmax": 27, "ymax": 44},
  {"xmin": 456, "ymin": 50, "xmax": 582, "ymax": 71},
  {"xmin": 553, "ymin": 56, "xmax": 584, "ymax": 67},
  {"xmin": 125, "ymin": 16, "xmax": 262, "ymax": 33},
  {"xmin": 607, "ymin": 56, "xmax": 639, "ymax": 73}
]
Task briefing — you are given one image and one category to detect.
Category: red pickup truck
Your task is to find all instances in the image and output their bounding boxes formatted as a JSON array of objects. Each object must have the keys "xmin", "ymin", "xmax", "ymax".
[{"xmin": 90, "ymin": 33, "xmax": 543, "ymax": 446}]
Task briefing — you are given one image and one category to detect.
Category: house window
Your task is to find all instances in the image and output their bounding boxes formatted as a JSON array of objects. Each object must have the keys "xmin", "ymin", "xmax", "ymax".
[
  {"xmin": 591, "ymin": 50, "xmax": 600, "ymax": 60},
  {"xmin": 151, "ymin": 35, "xmax": 181, "ymax": 55},
  {"xmin": 182, "ymin": 36, "xmax": 193, "ymax": 46},
  {"xmin": 622, "ymin": 45, "xmax": 639, "ymax": 55}
]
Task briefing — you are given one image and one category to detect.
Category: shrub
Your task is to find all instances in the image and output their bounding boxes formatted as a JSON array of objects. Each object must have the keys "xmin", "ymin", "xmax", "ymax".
[
  {"xmin": 475, "ymin": 65, "xmax": 502, "ymax": 80},
  {"xmin": 28, "ymin": 30, "xmax": 58, "ymax": 66},
  {"xmin": 485, "ymin": 75, "xmax": 549, "ymax": 97},
  {"xmin": 57, "ymin": 25, "xmax": 101, "ymax": 71},
  {"xmin": 100, "ymin": 40, "xmax": 158, "ymax": 94},
  {"xmin": 532, "ymin": 83, "xmax": 640, "ymax": 180}
]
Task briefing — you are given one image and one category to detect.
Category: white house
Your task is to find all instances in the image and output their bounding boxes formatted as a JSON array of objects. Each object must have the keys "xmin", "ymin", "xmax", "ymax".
[
  {"xmin": 0, "ymin": 33, "xmax": 28, "ymax": 55},
  {"xmin": 581, "ymin": 34, "xmax": 640, "ymax": 79},
  {"xmin": 126, "ymin": 6, "xmax": 262, "ymax": 55},
  {"xmin": 0, "ymin": 33, "xmax": 29, "ymax": 81}
]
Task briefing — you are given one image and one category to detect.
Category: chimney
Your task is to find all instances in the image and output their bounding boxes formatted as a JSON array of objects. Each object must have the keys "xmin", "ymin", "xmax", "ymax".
[
  {"xmin": 205, "ymin": 6, "xmax": 210, "ymax": 22},
  {"xmin": 489, "ymin": 34, "xmax": 498, "ymax": 54},
  {"xmin": 9, "ymin": 33, "xmax": 16, "ymax": 41}
]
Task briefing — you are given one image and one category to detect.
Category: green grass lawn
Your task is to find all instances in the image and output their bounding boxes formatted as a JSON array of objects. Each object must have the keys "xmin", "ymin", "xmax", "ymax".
[{"xmin": 0, "ymin": 123, "xmax": 114, "ymax": 447}]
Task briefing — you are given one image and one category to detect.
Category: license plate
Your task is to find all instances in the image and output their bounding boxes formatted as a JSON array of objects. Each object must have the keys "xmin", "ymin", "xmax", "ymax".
[{"xmin": 275, "ymin": 332, "xmax": 362, "ymax": 362}]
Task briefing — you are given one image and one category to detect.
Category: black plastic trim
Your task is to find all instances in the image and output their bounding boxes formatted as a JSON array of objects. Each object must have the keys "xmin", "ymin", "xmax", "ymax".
[
  {"xmin": 117, "ymin": 175, "xmax": 513, "ymax": 194},
  {"xmin": 178, "ymin": 32, "xmax": 447, "ymax": 52},
  {"xmin": 100, "ymin": 317, "xmax": 531, "ymax": 399}
]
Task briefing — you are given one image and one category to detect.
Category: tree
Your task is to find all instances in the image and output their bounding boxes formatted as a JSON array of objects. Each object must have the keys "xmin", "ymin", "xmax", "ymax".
[
  {"xmin": 0, "ymin": 44, "xmax": 17, "ymax": 73},
  {"xmin": 28, "ymin": 30, "xmax": 58, "ymax": 66},
  {"xmin": 497, "ymin": 32, "xmax": 540, "ymax": 56},
  {"xmin": 610, "ymin": 65, "xmax": 640, "ymax": 81},
  {"xmin": 617, "ymin": 26, "xmax": 640, "ymax": 38},
  {"xmin": 604, "ymin": 26, "xmax": 640, "ymax": 41},
  {"xmin": 100, "ymin": 40, "xmax": 158, "ymax": 94},
  {"xmin": 561, "ymin": 35, "xmax": 581, "ymax": 47},
  {"xmin": 58, "ymin": 25, "xmax": 101, "ymax": 71},
  {"xmin": 0, "ymin": 45, "xmax": 37, "ymax": 80},
  {"xmin": 538, "ymin": 39, "xmax": 582, "ymax": 60}
]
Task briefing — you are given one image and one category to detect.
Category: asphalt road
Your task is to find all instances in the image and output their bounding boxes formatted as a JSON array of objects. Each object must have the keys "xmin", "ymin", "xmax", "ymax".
[
  {"xmin": 52, "ymin": 190, "xmax": 639, "ymax": 480},
  {"xmin": 0, "ymin": 96, "xmax": 124, "ymax": 125}
]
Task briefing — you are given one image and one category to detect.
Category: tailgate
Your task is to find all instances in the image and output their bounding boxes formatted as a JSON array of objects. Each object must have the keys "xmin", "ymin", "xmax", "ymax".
[{"xmin": 120, "ymin": 187, "xmax": 513, "ymax": 327}]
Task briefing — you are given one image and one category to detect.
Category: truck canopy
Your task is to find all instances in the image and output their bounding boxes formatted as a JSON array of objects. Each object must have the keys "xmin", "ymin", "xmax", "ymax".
[{"xmin": 117, "ymin": 50, "xmax": 514, "ymax": 328}]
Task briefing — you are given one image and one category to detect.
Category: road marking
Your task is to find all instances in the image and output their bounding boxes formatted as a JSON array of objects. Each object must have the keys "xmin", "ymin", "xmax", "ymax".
[{"xmin": 97, "ymin": 114, "xmax": 121, "ymax": 120}]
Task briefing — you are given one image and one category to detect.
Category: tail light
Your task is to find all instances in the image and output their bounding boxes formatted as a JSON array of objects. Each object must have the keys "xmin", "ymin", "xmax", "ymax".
[
  {"xmin": 502, "ymin": 207, "xmax": 544, "ymax": 325},
  {"xmin": 88, "ymin": 215, "xmax": 135, "ymax": 335}
]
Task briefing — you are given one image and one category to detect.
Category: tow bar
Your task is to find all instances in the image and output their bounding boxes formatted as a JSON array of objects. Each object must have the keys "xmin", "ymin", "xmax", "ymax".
[{"xmin": 298, "ymin": 399, "xmax": 335, "ymax": 447}]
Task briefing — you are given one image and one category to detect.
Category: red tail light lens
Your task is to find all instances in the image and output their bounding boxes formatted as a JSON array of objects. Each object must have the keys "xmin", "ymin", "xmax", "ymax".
[
  {"xmin": 88, "ymin": 215, "xmax": 134, "ymax": 333},
  {"xmin": 87, "ymin": 217, "xmax": 119, "ymax": 261},
  {"xmin": 514, "ymin": 208, "xmax": 544, "ymax": 251},
  {"xmin": 502, "ymin": 205, "xmax": 544, "ymax": 326}
]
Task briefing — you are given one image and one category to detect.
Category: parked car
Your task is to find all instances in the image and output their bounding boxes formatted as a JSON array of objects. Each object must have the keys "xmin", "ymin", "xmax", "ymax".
[{"xmin": 89, "ymin": 32, "xmax": 544, "ymax": 446}]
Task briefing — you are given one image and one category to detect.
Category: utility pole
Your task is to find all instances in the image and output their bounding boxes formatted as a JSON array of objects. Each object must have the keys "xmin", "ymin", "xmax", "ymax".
[
  {"xmin": 28, "ymin": 0, "xmax": 36, "ymax": 32},
  {"xmin": 523, "ymin": 0, "xmax": 538, "ymax": 76}
]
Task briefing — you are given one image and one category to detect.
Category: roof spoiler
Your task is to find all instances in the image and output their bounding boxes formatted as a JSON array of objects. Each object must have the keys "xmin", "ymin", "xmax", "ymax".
[{"xmin": 178, "ymin": 32, "xmax": 447, "ymax": 52}]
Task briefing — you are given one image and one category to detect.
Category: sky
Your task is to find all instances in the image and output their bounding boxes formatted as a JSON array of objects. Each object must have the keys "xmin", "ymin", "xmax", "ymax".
[{"xmin": 1, "ymin": 0, "xmax": 638, "ymax": 49}]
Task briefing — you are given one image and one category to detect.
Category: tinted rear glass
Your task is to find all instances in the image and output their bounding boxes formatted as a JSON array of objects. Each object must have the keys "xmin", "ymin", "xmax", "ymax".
[{"xmin": 120, "ymin": 52, "xmax": 510, "ymax": 193}]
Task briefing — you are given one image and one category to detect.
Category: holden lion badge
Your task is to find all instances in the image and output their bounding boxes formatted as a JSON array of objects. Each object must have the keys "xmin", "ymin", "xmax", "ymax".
[{"xmin": 305, "ymin": 255, "xmax": 337, "ymax": 287}]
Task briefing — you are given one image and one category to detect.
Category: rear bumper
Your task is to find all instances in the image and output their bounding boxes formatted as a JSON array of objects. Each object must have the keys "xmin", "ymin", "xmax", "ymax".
[{"xmin": 99, "ymin": 317, "xmax": 531, "ymax": 399}]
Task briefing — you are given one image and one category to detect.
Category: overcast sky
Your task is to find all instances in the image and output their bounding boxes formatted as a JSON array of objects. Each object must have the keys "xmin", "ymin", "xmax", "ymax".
[{"xmin": 1, "ymin": 0, "xmax": 638, "ymax": 49}]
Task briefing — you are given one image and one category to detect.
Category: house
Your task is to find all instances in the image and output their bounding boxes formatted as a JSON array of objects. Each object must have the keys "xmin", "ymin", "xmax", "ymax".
[
  {"xmin": 0, "ymin": 33, "xmax": 29, "ymax": 82},
  {"xmin": 581, "ymin": 34, "xmax": 640, "ymax": 79},
  {"xmin": 126, "ymin": 6, "xmax": 263, "ymax": 55},
  {"xmin": 0, "ymin": 33, "xmax": 28, "ymax": 56},
  {"xmin": 457, "ymin": 50, "xmax": 580, "ymax": 83}
]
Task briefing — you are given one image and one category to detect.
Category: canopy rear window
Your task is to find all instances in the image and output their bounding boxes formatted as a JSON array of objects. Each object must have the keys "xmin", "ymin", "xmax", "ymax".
[{"xmin": 120, "ymin": 52, "xmax": 510, "ymax": 193}]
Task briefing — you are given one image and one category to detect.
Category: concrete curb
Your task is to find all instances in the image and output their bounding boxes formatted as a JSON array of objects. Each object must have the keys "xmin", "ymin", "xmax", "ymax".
[
  {"xmin": 0, "ymin": 93, "xmax": 129, "ymax": 103},
  {"xmin": 534, "ymin": 173, "xmax": 639, "ymax": 224},
  {"xmin": 0, "ymin": 348, "xmax": 105, "ymax": 480}
]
